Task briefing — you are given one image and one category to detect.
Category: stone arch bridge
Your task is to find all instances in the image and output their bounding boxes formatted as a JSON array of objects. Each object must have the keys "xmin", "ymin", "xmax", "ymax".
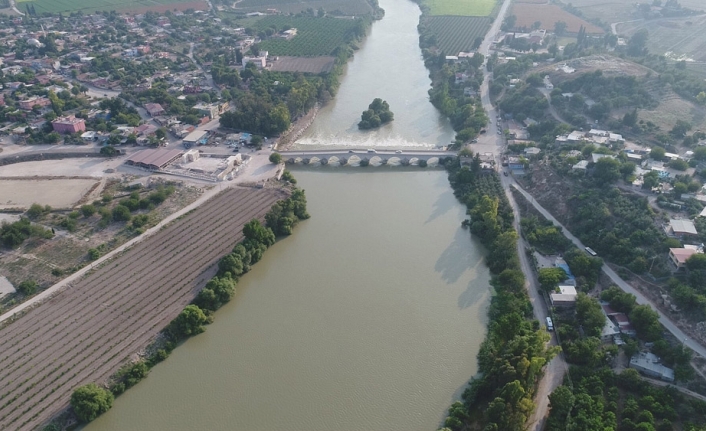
[{"xmin": 279, "ymin": 150, "xmax": 457, "ymax": 167}]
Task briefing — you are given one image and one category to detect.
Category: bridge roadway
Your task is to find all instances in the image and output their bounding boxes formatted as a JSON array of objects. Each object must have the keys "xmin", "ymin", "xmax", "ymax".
[{"xmin": 280, "ymin": 149, "xmax": 457, "ymax": 163}]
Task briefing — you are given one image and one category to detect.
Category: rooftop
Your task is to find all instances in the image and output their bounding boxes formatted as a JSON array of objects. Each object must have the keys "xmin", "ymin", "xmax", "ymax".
[
  {"xmin": 670, "ymin": 219, "xmax": 698, "ymax": 235},
  {"xmin": 630, "ymin": 352, "xmax": 674, "ymax": 382},
  {"xmin": 126, "ymin": 148, "xmax": 183, "ymax": 170}
]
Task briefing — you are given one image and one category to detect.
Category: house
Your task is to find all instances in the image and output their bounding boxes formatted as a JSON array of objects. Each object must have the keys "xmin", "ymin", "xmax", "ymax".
[
  {"xmin": 550, "ymin": 284, "xmax": 578, "ymax": 307},
  {"xmin": 51, "ymin": 115, "xmax": 86, "ymax": 134},
  {"xmin": 81, "ymin": 131, "xmax": 98, "ymax": 141},
  {"xmin": 669, "ymin": 246, "xmax": 703, "ymax": 270},
  {"xmin": 524, "ymin": 147, "xmax": 541, "ymax": 156},
  {"xmin": 602, "ymin": 303, "xmax": 636, "ymax": 337},
  {"xmin": 193, "ymin": 102, "xmax": 220, "ymax": 119},
  {"xmin": 507, "ymin": 156, "xmax": 525, "ymax": 171},
  {"xmin": 573, "ymin": 160, "xmax": 589, "ymax": 171},
  {"xmin": 19, "ymin": 96, "xmax": 51, "ymax": 111},
  {"xmin": 630, "ymin": 352, "xmax": 674, "ymax": 382},
  {"xmin": 592, "ymin": 153, "xmax": 616, "ymax": 163},
  {"xmin": 666, "ymin": 219, "xmax": 699, "ymax": 239},
  {"xmin": 144, "ymin": 103, "xmax": 165, "ymax": 117},
  {"xmin": 243, "ymin": 51, "xmax": 268, "ymax": 68}
]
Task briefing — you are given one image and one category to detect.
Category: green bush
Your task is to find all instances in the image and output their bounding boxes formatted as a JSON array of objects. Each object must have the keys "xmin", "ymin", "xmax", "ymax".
[
  {"xmin": 17, "ymin": 280, "xmax": 38, "ymax": 295},
  {"xmin": 81, "ymin": 204, "xmax": 96, "ymax": 217},
  {"xmin": 70, "ymin": 383, "xmax": 114, "ymax": 423},
  {"xmin": 112, "ymin": 205, "xmax": 132, "ymax": 222}
]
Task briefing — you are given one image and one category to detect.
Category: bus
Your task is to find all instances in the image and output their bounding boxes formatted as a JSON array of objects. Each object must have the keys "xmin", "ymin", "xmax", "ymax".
[{"xmin": 585, "ymin": 247, "xmax": 598, "ymax": 257}]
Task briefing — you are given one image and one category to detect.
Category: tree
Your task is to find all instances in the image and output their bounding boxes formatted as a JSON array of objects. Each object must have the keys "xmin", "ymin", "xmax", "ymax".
[
  {"xmin": 70, "ymin": 383, "xmax": 114, "ymax": 422},
  {"xmin": 554, "ymin": 21, "xmax": 567, "ymax": 36},
  {"xmin": 269, "ymin": 153, "xmax": 282, "ymax": 164},
  {"xmin": 629, "ymin": 305, "xmax": 662, "ymax": 341},
  {"xmin": 243, "ymin": 219, "xmax": 275, "ymax": 247},
  {"xmin": 112, "ymin": 205, "xmax": 131, "ymax": 222},
  {"xmin": 503, "ymin": 15, "xmax": 517, "ymax": 31},
  {"xmin": 594, "ymin": 157, "xmax": 621, "ymax": 185},
  {"xmin": 538, "ymin": 267, "xmax": 567, "ymax": 292},
  {"xmin": 627, "ymin": 29, "xmax": 649, "ymax": 57},
  {"xmin": 26, "ymin": 203, "xmax": 45, "ymax": 219},
  {"xmin": 17, "ymin": 280, "xmax": 37, "ymax": 295},
  {"xmin": 670, "ymin": 120, "xmax": 692, "ymax": 138},
  {"xmin": 81, "ymin": 205, "xmax": 96, "ymax": 217},
  {"xmin": 168, "ymin": 305, "xmax": 210, "ymax": 339},
  {"xmin": 650, "ymin": 146, "xmax": 665, "ymax": 160},
  {"xmin": 576, "ymin": 293, "xmax": 606, "ymax": 337},
  {"xmin": 686, "ymin": 254, "xmax": 706, "ymax": 271}
]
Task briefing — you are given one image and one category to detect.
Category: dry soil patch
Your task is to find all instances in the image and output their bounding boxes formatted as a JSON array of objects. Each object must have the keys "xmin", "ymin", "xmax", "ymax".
[{"xmin": 0, "ymin": 178, "xmax": 99, "ymax": 210}]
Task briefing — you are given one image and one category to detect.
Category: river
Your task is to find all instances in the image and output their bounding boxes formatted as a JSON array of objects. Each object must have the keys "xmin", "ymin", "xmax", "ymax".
[
  {"xmin": 86, "ymin": 1, "xmax": 490, "ymax": 429},
  {"xmin": 293, "ymin": 0, "xmax": 455, "ymax": 150},
  {"xmin": 85, "ymin": 170, "xmax": 490, "ymax": 431}
]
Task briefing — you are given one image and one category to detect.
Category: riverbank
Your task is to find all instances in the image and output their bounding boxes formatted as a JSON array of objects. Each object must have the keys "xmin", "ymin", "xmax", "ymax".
[
  {"xmin": 0, "ymin": 185, "xmax": 298, "ymax": 431},
  {"xmin": 275, "ymin": 103, "xmax": 320, "ymax": 152}
]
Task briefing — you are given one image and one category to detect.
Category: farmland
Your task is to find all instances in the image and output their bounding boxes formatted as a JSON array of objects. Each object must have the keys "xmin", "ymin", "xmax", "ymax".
[
  {"xmin": 235, "ymin": 0, "xmax": 373, "ymax": 16},
  {"xmin": 422, "ymin": 0, "xmax": 496, "ymax": 16},
  {"xmin": 0, "ymin": 186, "xmax": 288, "ymax": 431},
  {"xmin": 270, "ymin": 56, "xmax": 336, "ymax": 73},
  {"xmin": 567, "ymin": 0, "xmax": 705, "ymax": 22},
  {"xmin": 423, "ymin": 16, "xmax": 490, "ymax": 55},
  {"xmin": 509, "ymin": 3, "xmax": 604, "ymax": 34},
  {"xmin": 252, "ymin": 16, "xmax": 366, "ymax": 56},
  {"xmin": 16, "ymin": 0, "xmax": 207, "ymax": 14}
]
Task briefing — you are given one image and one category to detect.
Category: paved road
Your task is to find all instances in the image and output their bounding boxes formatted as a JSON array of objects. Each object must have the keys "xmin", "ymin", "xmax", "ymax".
[
  {"xmin": 471, "ymin": 0, "xmax": 570, "ymax": 427},
  {"xmin": 510, "ymin": 181, "xmax": 706, "ymax": 359}
]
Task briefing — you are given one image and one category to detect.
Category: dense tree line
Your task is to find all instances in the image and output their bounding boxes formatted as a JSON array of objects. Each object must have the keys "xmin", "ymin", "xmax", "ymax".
[
  {"xmin": 0, "ymin": 218, "xmax": 53, "ymax": 249},
  {"xmin": 441, "ymin": 160, "xmax": 556, "ymax": 430}
]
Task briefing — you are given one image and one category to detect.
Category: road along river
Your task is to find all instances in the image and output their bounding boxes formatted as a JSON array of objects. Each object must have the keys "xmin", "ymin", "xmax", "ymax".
[
  {"xmin": 293, "ymin": 0, "xmax": 455, "ymax": 150},
  {"xmin": 85, "ymin": 170, "xmax": 491, "ymax": 431}
]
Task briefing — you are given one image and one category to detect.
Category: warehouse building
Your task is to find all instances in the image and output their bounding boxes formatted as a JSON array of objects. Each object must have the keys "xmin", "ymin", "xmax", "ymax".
[{"xmin": 126, "ymin": 148, "xmax": 183, "ymax": 170}]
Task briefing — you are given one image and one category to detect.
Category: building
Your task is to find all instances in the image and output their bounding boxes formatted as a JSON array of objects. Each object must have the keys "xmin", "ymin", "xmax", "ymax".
[
  {"xmin": 182, "ymin": 130, "xmax": 209, "ymax": 148},
  {"xmin": 19, "ymin": 96, "xmax": 51, "ymax": 110},
  {"xmin": 630, "ymin": 352, "xmax": 674, "ymax": 382},
  {"xmin": 193, "ymin": 103, "xmax": 220, "ymax": 119},
  {"xmin": 669, "ymin": 246, "xmax": 703, "ymax": 270},
  {"xmin": 126, "ymin": 148, "xmax": 183, "ymax": 170},
  {"xmin": 144, "ymin": 103, "xmax": 166, "ymax": 117},
  {"xmin": 550, "ymin": 284, "xmax": 578, "ymax": 307},
  {"xmin": 667, "ymin": 219, "xmax": 699, "ymax": 239},
  {"xmin": 51, "ymin": 115, "xmax": 86, "ymax": 134},
  {"xmin": 572, "ymin": 160, "xmax": 589, "ymax": 171}
]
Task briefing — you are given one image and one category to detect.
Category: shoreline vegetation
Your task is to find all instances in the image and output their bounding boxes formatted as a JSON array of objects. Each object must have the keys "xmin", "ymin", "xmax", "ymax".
[
  {"xmin": 440, "ymin": 158, "xmax": 556, "ymax": 430},
  {"xmin": 55, "ymin": 187, "xmax": 310, "ymax": 429}
]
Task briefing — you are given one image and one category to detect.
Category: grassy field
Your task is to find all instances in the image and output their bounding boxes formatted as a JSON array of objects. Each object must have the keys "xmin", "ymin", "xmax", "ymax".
[
  {"xmin": 568, "ymin": 0, "xmax": 705, "ymax": 22},
  {"xmin": 248, "ymin": 16, "xmax": 363, "ymax": 56},
  {"xmin": 424, "ymin": 16, "xmax": 490, "ymax": 54},
  {"xmin": 423, "ymin": 0, "xmax": 496, "ymax": 16},
  {"xmin": 235, "ymin": 0, "xmax": 373, "ymax": 16},
  {"xmin": 510, "ymin": 3, "xmax": 604, "ymax": 34},
  {"xmin": 16, "ymin": 0, "xmax": 206, "ymax": 14},
  {"xmin": 619, "ymin": 15, "xmax": 706, "ymax": 62}
]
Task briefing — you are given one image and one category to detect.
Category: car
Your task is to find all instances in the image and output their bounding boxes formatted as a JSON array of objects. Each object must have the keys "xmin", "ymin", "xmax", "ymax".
[
  {"xmin": 233, "ymin": 148, "xmax": 239, "ymax": 152},
  {"xmin": 497, "ymin": 130, "xmax": 501, "ymax": 135},
  {"xmin": 348, "ymin": 150, "xmax": 355, "ymax": 153},
  {"xmin": 503, "ymin": 171, "xmax": 508, "ymax": 176},
  {"xmin": 471, "ymin": 139, "xmax": 478, "ymax": 143},
  {"xmin": 395, "ymin": 150, "xmax": 402, "ymax": 154},
  {"xmin": 367, "ymin": 149, "xmax": 377, "ymax": 153},
  {"xmin": 546, "ymin": 317, "xmax": 554, "ymax": 331}
]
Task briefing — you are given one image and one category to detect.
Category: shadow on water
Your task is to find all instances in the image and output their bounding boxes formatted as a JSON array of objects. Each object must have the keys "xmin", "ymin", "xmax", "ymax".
[
  {"xmin": 434, "ymin": 228, "xmax": 477, "ymax": 285},
  {"xmin": 425, "ymin": 173, "xmax": 456, "ymax": 224}
]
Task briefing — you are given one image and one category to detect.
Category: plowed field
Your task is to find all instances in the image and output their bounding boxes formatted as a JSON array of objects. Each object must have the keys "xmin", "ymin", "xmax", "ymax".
[{"xmin": 0, "ymin": 186, "xmax": 289, "ymax": 431}]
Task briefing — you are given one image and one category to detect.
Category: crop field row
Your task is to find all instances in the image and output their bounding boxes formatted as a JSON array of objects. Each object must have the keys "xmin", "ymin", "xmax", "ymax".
[
  {"xmin": 18, "ymin": 0, "xmax": 207, "ymax": 15},
  {"xmin": 422, "ymin": 0, "xmax": 496, "ymax": 17},
  {"xmin": 253, "ymin": 16, "xmax": 363, "ymax": 56},
  {"xmin": 424, "ymin": 16, "xmax": 490, "ymax": 55},
  {"xmin": 510, "ymin": 3, "xmax": 604, "ymax": 34},
  {"xmin": 235, "ymin": 0, "xmax": 373, "ymax": 16},
  {"xmin": 0, "ymin": 186, "xmax": 289, "ymax": 431}
]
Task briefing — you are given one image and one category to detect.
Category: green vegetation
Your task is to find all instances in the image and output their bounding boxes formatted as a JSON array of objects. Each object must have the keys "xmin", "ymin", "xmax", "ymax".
[
  {"xmin": 520, "ymin": 216, "xmax": 572, "ymax": 255},
  {"xmin": 0, "ymin": 218, "xmax": 53, "ymax": 249},
  {"xmin": 358, "ymin": 98, "xmax": 394, "ymax": 130},
  {"xmin": 17, "ymin": 280, "xmax": 38, "ymax": 296},
  {"xmin": 441, "ymin": 160, "xmax": 556, "ymax": 430},
  {"xmin": 420, "ymin": 0, "xmax": 497, "ymax": 16},
  {"xmin": 269, "ymin": 153, "xmax": 283, "ymax": 164},
  {"xmin": 250, "ymin": 16, "xmax": 370, "ymax": 56},
  {"xmin": 421, "ymin": 16, "xmax": 490, "ymax": 55},
  {"xmin": 70, "ymin": 383, "xmax": 114, "ymax": 423}
]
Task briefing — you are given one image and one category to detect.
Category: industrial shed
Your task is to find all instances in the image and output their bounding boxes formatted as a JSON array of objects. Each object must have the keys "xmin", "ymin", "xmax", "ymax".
[{"xmin": 126, "ymin": 149, "xmax": 183, "ymax": 170}]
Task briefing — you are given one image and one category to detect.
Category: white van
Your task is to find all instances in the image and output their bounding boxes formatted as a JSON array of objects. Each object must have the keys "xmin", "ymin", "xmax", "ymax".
[{"xmin": 546, "ymin": 317, "xmax": 554, "ymax": 331}]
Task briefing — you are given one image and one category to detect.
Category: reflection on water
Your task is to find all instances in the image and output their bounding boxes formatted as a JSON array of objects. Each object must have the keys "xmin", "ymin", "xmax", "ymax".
[{"xmin": 293, "ymin": 0, "xmax": 455, "ymax": 150}]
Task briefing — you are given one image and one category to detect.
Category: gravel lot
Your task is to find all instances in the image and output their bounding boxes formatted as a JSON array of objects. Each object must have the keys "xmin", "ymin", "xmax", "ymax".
[{"xmin": 0, "ymin": 178, "xmax": 99, "ymax": 210}]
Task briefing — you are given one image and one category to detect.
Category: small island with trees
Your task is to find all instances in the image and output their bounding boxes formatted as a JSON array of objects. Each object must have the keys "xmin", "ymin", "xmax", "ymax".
[{"xmin": 358, "ymin": 98, "xmax": 394, "ymax": 130}]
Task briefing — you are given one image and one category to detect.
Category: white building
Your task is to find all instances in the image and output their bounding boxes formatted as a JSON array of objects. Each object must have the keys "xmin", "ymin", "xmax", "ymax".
[{"xmin": 630, "ymin": 352, "xmax": 675, "ymax": 382}]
